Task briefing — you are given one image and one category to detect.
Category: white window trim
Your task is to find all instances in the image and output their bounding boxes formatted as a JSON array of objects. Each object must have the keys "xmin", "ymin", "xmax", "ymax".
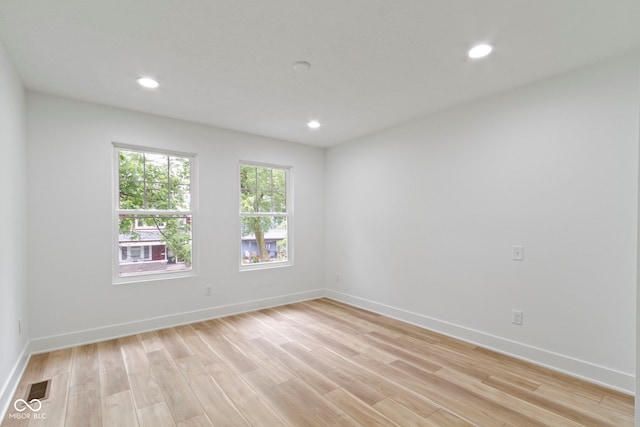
[
  {"xmin": 112, "ymin": 142, "xmax": 198, "ymax": 284},
  {"xmin": 238, "ymin": 161, "xmax": 293, "ymax": 271}
]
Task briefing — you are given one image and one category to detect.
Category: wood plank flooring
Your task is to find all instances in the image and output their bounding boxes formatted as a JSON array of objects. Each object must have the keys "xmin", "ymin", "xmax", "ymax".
[{"xmin": 1, "ymin": 298, "xmax": 634, "ymax": 426}]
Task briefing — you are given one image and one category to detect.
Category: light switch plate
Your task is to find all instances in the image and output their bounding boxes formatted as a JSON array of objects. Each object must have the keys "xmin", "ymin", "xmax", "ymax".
[{"xmin": 512, "ymin": 310, "xmax": 523, "ymax": 325}]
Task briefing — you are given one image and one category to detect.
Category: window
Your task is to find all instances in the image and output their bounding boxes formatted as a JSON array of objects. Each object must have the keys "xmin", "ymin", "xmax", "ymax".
[
  {"xmin": 240, "ymin": 162, "xmax": 291, "ymax": 269},
  {"xmin": 114, "ymin": 144, "xmax": 196, "ymax": 281}
]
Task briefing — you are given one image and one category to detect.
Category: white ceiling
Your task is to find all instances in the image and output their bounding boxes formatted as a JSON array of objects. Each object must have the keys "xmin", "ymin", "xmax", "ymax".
[{"xmin": 1, "ymin": 1, "xmax": 639, "ymax": 147}]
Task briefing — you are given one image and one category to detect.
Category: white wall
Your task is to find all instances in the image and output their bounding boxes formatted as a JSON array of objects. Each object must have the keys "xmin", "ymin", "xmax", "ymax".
[
  {"xmin": 26, "ymin": 93, "xmax": 325, "ymax": 348},
  {"xmin": 325, "ymin": 52, "xmax": 639, "ymax": 392},
  {"xmin": 0, "ymin": 43, "xmax": 28, "ymax": 414},
  {"xmin": 636, "ymin": 60, "xmax": 640, "ymax": 425}
]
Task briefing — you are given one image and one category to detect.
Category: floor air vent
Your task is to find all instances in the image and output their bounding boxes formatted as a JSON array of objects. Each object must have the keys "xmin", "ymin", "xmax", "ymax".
[{"xmin": 27, "ymin": 379, "xmax": 51, "ymax": 401}]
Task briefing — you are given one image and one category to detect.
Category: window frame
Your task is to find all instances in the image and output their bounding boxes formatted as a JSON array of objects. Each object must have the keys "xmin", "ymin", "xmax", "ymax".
[
  {"xmin": 113, "ymin": 142, "xmax": 198, "ymax": 284},
  {"xmin": 238, "ymin": 161, "xmax": 293, "ymax": 271}
]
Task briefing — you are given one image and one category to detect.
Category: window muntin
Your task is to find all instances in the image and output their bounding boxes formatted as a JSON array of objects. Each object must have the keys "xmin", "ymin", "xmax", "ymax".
[
  {"xmin": 240, "ymin": 163, "xmax": 291, "ymax": 269},
  {"xmin": 115, "ymin": 145, "xmax": 195, "ymax": 281}
]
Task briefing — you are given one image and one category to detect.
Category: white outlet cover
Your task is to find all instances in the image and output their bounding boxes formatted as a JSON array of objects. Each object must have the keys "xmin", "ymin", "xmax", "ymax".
[{"xmin": 512, "ymin": 245, "xmax": 524, "ymax": 261}]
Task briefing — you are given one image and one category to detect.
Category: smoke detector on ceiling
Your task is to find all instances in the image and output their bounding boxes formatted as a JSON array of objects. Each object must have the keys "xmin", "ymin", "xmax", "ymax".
[{"xmin": 292, "ymin": 61, "xmax": 311, "ymax": 72}]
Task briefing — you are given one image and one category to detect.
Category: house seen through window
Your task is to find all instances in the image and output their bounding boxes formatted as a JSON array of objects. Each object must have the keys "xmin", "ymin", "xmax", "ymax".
[
  {"xmin": 240, "ymin": 163, "xmax": 291, "ymax": 268},
  {"xmin": 115, "ymin": 145, "xmax": 195, "ymax": 279}
]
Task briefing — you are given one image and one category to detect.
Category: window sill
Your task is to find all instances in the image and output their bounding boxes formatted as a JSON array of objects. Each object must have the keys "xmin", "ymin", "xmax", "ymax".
[
  {"xmin": 239, "ymin": 260, "xmax": 292, "ymax": 272},
  {"xmin": 112, "ymin": 270, "xmax": 197, "ymax": 285}
]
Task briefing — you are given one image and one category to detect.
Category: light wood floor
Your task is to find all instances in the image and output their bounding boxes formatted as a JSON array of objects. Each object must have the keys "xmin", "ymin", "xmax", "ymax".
[{"xmin": 1, "ymin": 298, "xmax": 634, "ymax": 426}]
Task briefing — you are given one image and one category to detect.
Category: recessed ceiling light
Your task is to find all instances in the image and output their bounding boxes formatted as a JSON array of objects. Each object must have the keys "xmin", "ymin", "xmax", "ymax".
[
  {"xmin": 307, "ymin": 120, "xmax": 321, "ymax": 129},
  {"xmin": 468, "ymin": 43, "xmax": 494, "ymax": 59},
  {"xmin": 137, "ymin": 77, "xmax": 159, "ymax": 89}
]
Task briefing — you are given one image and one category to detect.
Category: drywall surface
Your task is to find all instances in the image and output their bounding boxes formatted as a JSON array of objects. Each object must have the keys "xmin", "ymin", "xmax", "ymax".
[
  {"xmin": 26, "ymin": 92, "xmax": 325, "ymax": 344},
  {"xmin": 0, "ymin": 42, "xmax": 28, "ymax": 413},
  {"xmin": 636, "ymin": 60, "xmax": 640, "ymax": 425},
  {"xmin": 325, "ymin": 52, "xmax": 639, "ymax": 391}
]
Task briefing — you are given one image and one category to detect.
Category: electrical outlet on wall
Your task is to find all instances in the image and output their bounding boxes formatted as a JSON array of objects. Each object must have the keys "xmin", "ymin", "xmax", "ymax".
[
  {"xmin": 205, "ymin": 285, "xmax": 213, "ymax": 296},
  {"xmin": 512, "ymin": 245, "xmax": 524, "ymax": 261}
]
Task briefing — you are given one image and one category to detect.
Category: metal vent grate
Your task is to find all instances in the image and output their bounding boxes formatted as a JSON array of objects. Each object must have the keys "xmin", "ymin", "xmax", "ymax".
[{"xmin": 26, "ymin": 379, "xmax": 51, "ymax": 401}]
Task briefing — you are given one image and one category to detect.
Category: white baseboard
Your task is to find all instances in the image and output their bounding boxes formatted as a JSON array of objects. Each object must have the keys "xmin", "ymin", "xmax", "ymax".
[
  {"xmin": 0, "ymin": 341, "xmax": 31, "ymax": 423},
  {"xmin": 326, "ymin": 289, "xmax": 634, "ymax": 395},
  {"xmin": 28, "ymin": 289, "xmax": 325, "ymax": 354}
]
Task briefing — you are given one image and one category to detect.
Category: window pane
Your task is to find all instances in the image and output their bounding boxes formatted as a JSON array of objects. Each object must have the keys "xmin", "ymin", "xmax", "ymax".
[
  {"xmin": 240, "ymin": 165, "xmax": 258, "ymax": 212},
  {"xmin": 240, "ymin": 165, "xmax": 256, "ymax": 190},
  {"xmin": 241, "ymin": 189, "xmax": 257, "ymax": 213},
  {"xmin": 257, "ymin": 167, "xmax": 272, "ymax": 192},
  {"xmin": 118, "ymin": 214, "xmax": 192, "ymax": 277},
  {"xmin": 145, "ymin": 153, "xmax": 169, "ymax": 183},
  {"xmin": 119, "ymin": 150, "xmax": 145, "ymax": 209},
  {"xmin": 257, "ymin": 193, "xmax": 272, "ymax": 213},
  {"xmin": 119, "ymin": 151, "xmax": 144, "ymax": 181},
  {"xmin": 272, "ymin": 169, "xmax": 285, "ymax": 191},
  {"xmin": 170, "ymin": 157, "xmax": 190, "ymax": 185},
  {"xmin": 146, "ymin": 183, "xmax": 169, "ymax": 209},
  {"xmin": 169, "ymin": 184, "xmax": 190, "ymax": 210},
  {"xmin": 272, "ymin": 191, "xmax": 286, "ymax": 213},
  {"xmin": 241, "ymin": 216, "xmax": 287, "ymax": 264},
  {"xmin": 169, "ymin": 157, "xmax": 191, "ymax": 210},
  {"xmin": 119, "ymin": 180, "xmax": 144, "ymax": 209}
]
